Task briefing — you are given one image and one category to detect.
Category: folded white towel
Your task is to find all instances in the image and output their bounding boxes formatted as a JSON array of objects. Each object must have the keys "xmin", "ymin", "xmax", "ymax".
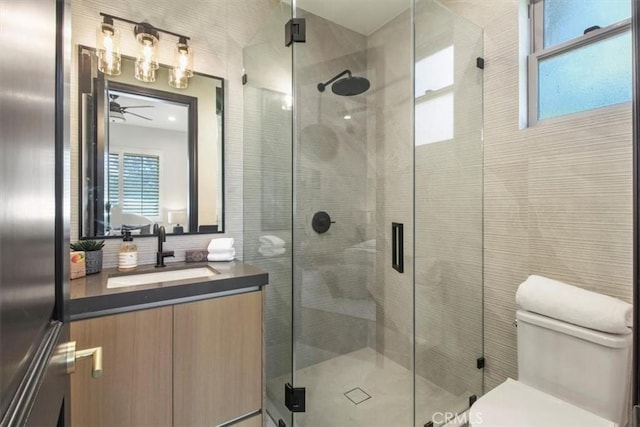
[
  {"xmin": 209, "ymin": 247, "xmax": 236, "ymax": 254},
  {"xmin": 208, "ymin": 238, "xmax": 234, "ymax": 252},
  {"xmin": 259, "ymin": 235, "xmax": 285, "ymax": 248},
  {"xmin": 516, "ymin": 275, "xmax": 632, "ymax": 334},
  {"xmin": 207, "ymin": 248, "xmax": 235, "ymax": 262},
  {"xmin": 259, "ymin": 246, "xmax": 286, "ymax": 257}
]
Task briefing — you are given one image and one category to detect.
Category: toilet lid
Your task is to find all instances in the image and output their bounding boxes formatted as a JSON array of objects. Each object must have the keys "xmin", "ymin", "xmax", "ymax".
[{"xmin": 469, "ymin": 379, "xmax": 615, "ymax": 427}]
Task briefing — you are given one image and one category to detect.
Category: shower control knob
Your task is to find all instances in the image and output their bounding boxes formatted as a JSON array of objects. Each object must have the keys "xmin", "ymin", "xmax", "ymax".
[{"xmin": 312, "ymin": 211, "xmax": 334, "ymax": 234}]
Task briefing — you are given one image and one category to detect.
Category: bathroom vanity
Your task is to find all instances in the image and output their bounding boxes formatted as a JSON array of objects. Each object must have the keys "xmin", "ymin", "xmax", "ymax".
[{"xmin": 69, "ymin": 261, "xmax": 268, "ymax": 427}]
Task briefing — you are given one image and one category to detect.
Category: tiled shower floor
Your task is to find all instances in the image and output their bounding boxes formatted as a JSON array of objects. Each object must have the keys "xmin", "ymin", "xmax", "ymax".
[{"xmin": 268, "ymin": 347, "xmax": 469, "ymax": 427}]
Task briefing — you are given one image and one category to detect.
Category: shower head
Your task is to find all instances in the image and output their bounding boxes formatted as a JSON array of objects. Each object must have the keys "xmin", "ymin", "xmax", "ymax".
[{"xmin": 317, "ymin": 70, "xmax": 370, "ymax": 96}]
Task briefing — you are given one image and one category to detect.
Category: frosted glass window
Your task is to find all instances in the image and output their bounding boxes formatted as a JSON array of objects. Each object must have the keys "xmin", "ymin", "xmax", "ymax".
[
  {"xmin": 544, "ymin": 0, "xmax": 630, "ymax": 48},
  {"xmin": 538, "ymin": 31, "xmax": 631, "ymax": 120},
  {"xmin": 415, "ymin": 46, "xmax": 454, "ymax": 97},
  {"xmin": 415, "ymin": 93, "xmax": 454, "ymax": 146}
]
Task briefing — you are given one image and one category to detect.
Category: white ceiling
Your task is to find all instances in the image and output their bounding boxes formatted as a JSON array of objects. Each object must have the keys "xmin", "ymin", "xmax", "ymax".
[
  {"xmin": 294, "ymin": 0, "xmax": 409, "ymax": 35},
  {"xmin": 109, "ymin": 90, "xmax": 189, "ymax": 132}
]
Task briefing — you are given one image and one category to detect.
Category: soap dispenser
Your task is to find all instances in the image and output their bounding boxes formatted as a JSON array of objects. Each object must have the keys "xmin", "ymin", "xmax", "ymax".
[{"xmin": 118, "ymin": 230, "xmax": 138, "ymax": 272}]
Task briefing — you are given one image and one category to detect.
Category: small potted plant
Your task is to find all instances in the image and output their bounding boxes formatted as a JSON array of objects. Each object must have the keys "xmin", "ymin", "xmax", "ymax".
[{"xmin": 70, "ymin": 240, "xmax": 105, "ymax": 275}]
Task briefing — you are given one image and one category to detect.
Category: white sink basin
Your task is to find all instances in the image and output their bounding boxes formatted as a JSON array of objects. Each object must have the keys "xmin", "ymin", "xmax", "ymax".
[{"xmin": 107, "ymin": 266, "xmax": 218, "ymax": 289}]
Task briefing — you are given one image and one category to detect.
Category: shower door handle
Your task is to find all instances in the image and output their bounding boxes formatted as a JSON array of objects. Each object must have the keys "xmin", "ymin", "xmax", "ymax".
[{"xmin": 392, "ymin": 222, "xmax": 404, "ymax": 273}]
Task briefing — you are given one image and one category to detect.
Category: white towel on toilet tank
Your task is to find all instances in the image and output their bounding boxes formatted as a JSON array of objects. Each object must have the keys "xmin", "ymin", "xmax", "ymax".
[{"xmin": 516, "ymin": 275, "xmax": 632, "ymax": 334}]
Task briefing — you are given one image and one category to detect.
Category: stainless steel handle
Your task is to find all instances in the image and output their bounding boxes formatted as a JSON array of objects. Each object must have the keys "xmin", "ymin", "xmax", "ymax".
[{"xmin": 66, "ymin": 341, "xmax": 103, "ymax": 378}]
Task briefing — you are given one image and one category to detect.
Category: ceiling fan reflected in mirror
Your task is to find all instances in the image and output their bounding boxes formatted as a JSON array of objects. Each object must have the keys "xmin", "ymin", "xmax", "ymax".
[{"xmin": 109, "ymin": 94, "xmax": 153, "ymax": 122}]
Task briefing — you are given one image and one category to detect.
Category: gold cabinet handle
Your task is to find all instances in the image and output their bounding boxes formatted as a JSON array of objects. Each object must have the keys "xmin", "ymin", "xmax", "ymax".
[{"xmin": 66, "ymin": 341, "xmax": 103, "ymax": 378}]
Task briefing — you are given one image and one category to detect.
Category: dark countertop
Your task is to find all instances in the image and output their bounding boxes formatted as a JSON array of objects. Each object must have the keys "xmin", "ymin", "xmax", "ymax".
[{"xmin": 70, "ymin": 260, "xmax": 268, "ymax": 321}]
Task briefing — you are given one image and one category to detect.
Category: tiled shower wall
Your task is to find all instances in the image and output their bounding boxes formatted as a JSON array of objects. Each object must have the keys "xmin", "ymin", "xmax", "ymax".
[
  {"xmin": 413, "ymin": 0, "xmax": 484, "ymax": 398},
  {"xmin": 367, "ymin": 2, "xmax": 485, "ymax": 403},
  {"xmin": 292, "ymin": 10, "xmax": 372, "ymax": 368},
  {"xmin": 442, "ymin": 0, "xmax": 633, "ymax": 390},
  {"xmin": 366, "ymin": 8, "xmax": 415, "ymax": 372}
]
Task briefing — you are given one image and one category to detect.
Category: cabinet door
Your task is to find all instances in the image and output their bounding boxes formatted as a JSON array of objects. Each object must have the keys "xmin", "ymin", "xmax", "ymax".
[
  {"xmin": 173, "ymin": 291, "xmax": 263, "ymax": 426},
  {"xmin": 70, "ymin": 307, "xmax": 173, "ymax": 427}
]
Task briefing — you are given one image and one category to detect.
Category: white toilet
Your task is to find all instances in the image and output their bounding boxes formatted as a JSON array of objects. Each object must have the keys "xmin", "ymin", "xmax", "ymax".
[{"xmin": 470, "ymin": 308, "xmax": 632, "ymax": 426}]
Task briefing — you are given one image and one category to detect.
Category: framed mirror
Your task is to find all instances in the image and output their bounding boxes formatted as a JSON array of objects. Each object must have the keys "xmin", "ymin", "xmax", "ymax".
[{"xmin": 77, "ymin": 45, "xmax": 224, "ymax": 238}]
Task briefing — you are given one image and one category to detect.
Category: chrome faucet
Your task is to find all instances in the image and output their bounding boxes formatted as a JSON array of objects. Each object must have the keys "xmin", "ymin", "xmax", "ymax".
[{"xmin": 153, "ymin": 224, "xmax": 175, "ymax": 268}]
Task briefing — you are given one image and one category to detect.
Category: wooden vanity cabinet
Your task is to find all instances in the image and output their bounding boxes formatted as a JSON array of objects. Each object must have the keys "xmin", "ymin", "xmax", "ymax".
[
  {"xmin": 173, "ymin": 291, "xmax": 263, "ymax": 426},
  {"xmin": 70, "ymin": 306, "xmax": 174, "ymax": 427},
  {"xmin": 70, "ymin": 291, "xmax": 263, "ymax": 427}
]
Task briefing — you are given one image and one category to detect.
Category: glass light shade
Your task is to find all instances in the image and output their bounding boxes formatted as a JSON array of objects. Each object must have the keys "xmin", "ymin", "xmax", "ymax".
[
  {"xmin": 109, "ymin": 110, "xmax": 125, "ymax": 123},
  {"xmin": 168, "ymin": 210, "xmax": 187, "ymax": 225},
  {"xmin": 169, "ymin": 68, "xmax": 189, "ymax": 88},
  {"xmin": 135, "ymin": 60, "xmax": 157, "ymax": 82},
  {"xmin": 96, "ymin": 22, "xmax": 121, "ymax": 75},
  {"xmin": 135, "ymin": 31, "xmax": 159, "ymax": 83},
  {"xmin": 174, "ymin": 42, "xmax": 193, "ymax": 76},
  {"xmin": 169, "ymin": 41, "xmax": 193, "ymax": 89}
]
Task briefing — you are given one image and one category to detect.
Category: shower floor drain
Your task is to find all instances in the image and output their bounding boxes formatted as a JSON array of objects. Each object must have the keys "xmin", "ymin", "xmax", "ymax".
[{"xmin": 344, "ymin": 387, "xmax": 371, "ymax": 405}]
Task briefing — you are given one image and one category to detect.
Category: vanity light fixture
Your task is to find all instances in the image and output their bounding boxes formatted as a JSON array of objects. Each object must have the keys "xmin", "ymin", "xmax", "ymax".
[
  {"xmin": 96, "ymin": 15, "xmax": 121, "ymax": 75},
  {"xmin": 97, "ymin": 13, "xmax": 193, "ymax": 88}
]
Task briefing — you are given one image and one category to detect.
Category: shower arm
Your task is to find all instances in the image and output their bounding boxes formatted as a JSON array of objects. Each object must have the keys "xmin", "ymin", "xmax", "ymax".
[{"xmin": 317, "ymin": 70, "xmax": 352, "ymax": 92}]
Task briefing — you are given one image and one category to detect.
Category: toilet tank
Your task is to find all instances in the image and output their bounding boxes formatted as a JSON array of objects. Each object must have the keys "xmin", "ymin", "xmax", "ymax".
[{"xmin": 516, "ymin": 309, "xmax": 632, "ymax": 425}]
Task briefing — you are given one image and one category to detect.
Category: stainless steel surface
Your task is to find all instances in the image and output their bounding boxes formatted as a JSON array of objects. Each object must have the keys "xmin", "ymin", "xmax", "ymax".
[
  {"xmin": 1, "ymin": 0, "xmax": 58, "ymax": 415},
  {"xmin": 1, "ymin": 0, "xmax": 71, "ymax": 423}
]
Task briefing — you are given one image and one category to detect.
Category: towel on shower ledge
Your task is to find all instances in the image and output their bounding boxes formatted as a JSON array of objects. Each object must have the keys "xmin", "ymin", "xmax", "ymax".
[
  {"xmin": 515, "ymin": 275, "xmax": 632, "ymax": 334},
  {"xmin": 259, "ymin": 235, "xmax": 285, "ymax": 248},
  {"xmin": 259, "ymin": 246, "xmax": 286, "ymax": 257}
]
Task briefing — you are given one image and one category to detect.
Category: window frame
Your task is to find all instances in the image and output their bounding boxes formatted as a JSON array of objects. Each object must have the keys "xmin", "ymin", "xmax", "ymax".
[{"xmin": 528, "ymin": 0, "xmax": 631, "ymax": 125}]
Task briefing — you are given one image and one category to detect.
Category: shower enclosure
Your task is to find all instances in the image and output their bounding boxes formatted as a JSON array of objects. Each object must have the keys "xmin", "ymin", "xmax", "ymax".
[{"xmin": 243, "ymin": 1, "xmax": 483, "ymax": 426}]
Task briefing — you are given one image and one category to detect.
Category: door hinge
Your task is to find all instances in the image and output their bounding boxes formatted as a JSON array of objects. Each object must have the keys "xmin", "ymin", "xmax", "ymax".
[
  {"xmin": 476, "ymin": 57, "xmax": 485, "ymax": 69},
  {"xmin": 285, "ymin": 383, "xmax": 306, "ymax": 412},
  {"xmin": 469, "ymin": 394, "xmax": 478, "ymax": 407},
  {"xmin": 278, "ymin": 420, "xmax": 286, "ymax": 427},
  {"xmin": 476, "ymin": 356, "xmax": 485, "ymax": 369},
  {"xmin": 285, "ymin": 18, "xmax": 306, "ymax": 46}
]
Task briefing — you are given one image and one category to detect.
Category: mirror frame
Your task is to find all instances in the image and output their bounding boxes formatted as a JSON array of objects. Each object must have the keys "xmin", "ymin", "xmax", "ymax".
[{"xmin": 76, "ymin": 45, "xmax": 225, "ymax": 238}]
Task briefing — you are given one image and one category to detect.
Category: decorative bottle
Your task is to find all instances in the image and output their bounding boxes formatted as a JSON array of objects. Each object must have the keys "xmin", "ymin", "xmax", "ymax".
[{"xmin": 118, "ymin": 230, "xmax": 138, "ymax": 271}]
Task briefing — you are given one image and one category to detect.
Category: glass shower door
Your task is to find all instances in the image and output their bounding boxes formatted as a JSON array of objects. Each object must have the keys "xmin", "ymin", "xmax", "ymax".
[
  {"xmin": 243, "ymin": 0, "xmax": 484, "ymax": 426},
  {"xmin": 242, "ymin": 2, "xmax": 293, "ymax": 426},
  {"xmin": 413, "ymin": 1, "xmax": 484, "ymax": 426},
  {"xmin": 291, "ymin": 1, "xmax": 415, "ymax": 426}
]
